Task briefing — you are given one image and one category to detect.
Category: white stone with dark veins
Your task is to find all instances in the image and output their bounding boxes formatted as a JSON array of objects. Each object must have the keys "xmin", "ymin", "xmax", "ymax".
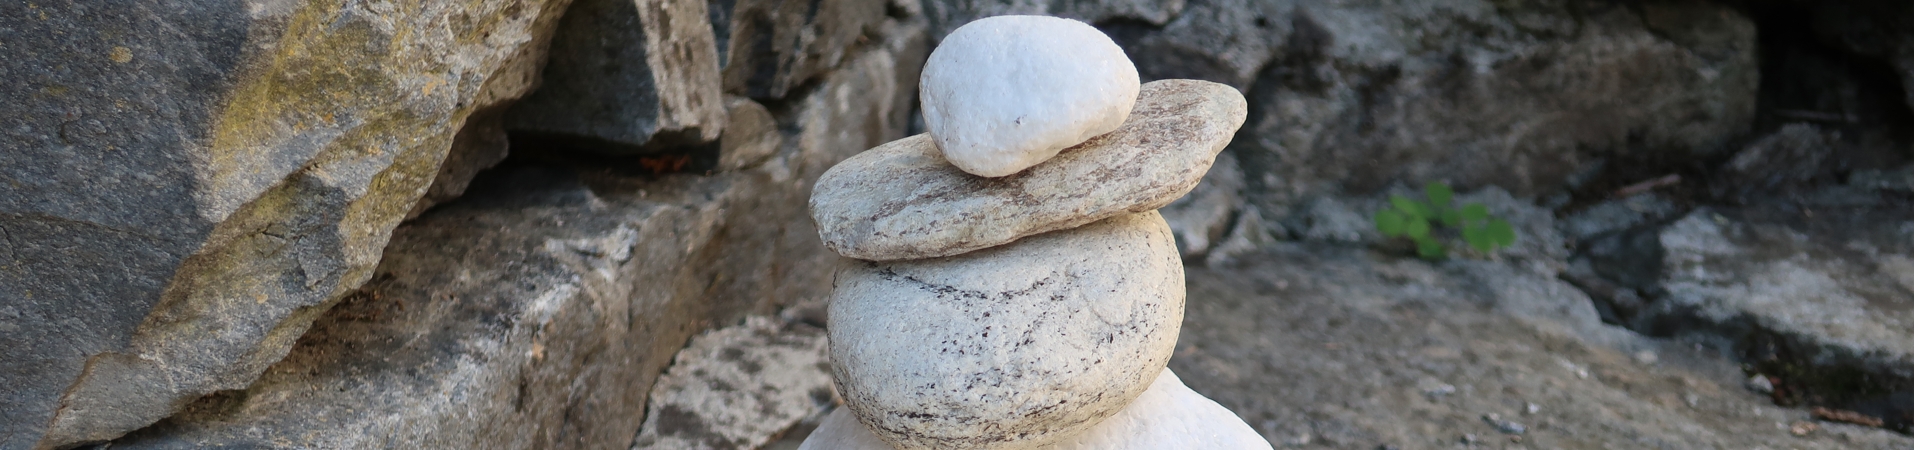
[
  {"xmin": 826, "ymin": 211, "xmax": 1185, "ymax": 450},
  {"xmin": 812, "ymin": 79, "xmax": 1246, "ymax": 261},
  {"xmin": 920, "ymin": 15, "xmax": 1139, "ymax": 177},
  {"xmin": 798, "ymin": 369, "xmax": 1270, "ymax": 450}
]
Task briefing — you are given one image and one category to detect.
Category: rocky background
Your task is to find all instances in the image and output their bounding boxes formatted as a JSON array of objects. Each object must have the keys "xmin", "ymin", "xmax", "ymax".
[{"xmin": 0, "ymin": 0, "xmax": 1908, "ymax": 449}]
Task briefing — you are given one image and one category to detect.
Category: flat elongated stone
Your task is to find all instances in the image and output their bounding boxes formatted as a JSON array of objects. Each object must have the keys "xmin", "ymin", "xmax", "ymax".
[
  {"xmin": 810, "ymin": 79, "xmax": 1246, "ymax": 261},
  {"xmin": 798, "ymin": 369, "xmax": 1268, "ymax": 450},
  {"xmin": 827, "ymin": 211, "xmax": 1185, "ymax": 450},
  {"xmin": 920, "ymin": 15, "xmax": 1139, "ymax": 177}
]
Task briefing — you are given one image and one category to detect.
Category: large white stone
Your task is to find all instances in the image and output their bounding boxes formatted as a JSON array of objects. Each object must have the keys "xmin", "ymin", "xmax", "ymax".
[
  {"xmin": 920, "ymin": 15, "xmax": 1140, "ymax": 177},
  {"xmin": 826, "ymin": 211, "xmax": 1185, "ymax": 450},
  {"xmin": 798, "ymin": 368, "xmax": 1271, "ymax": 450},
  {"xmin": 812, "ymin": 80, "xmax": 1247, "ymax": 261}
]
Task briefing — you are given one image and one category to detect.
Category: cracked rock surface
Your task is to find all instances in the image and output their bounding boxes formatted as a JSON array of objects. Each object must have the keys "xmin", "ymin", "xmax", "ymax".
[{"xmin": 0, "ymin": 1, "xmax": 572, "ymax": 446}]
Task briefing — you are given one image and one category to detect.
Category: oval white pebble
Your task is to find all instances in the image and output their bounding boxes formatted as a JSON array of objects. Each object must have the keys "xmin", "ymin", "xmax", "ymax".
[
  {"xmin": 920, "ymin": 15, "xmax": 1140, "ymax": 177},
  {"xmin": 827, "ymin": 211, "xmax": 1184, "ymax": 449}
]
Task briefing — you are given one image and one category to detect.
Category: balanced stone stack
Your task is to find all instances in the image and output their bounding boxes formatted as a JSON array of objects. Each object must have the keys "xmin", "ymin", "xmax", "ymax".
[{"xmin": 797, "ymin": 15, "xmax": 1268, "ymax": 449}]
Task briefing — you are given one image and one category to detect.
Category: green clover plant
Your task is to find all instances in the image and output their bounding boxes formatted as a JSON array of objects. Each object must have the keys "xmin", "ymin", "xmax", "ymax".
[{"xmin": 1372, "ymin": 182, "xmax": 1517, "ymax": 260}]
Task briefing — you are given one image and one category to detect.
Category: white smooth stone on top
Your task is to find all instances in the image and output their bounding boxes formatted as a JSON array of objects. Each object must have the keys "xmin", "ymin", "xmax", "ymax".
[{"xmin": 919, "ymin": 15, "xmax": 1140, "ymax": 177}]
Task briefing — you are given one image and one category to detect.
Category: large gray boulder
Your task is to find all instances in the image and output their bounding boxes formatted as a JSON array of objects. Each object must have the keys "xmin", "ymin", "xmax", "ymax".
[
  {"xmin": 0, "ymin": 1, "xmax": 570, "ymax": 447},
  {"xmin": 100, "ymin": 13, "xmax": 928, "ymax": 447}
]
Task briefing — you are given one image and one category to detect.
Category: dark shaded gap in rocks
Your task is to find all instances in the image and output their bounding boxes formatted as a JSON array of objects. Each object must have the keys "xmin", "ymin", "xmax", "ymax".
[
  {"xmin": 710, "ymin": 0, "xmax": 738, "ymax": 67},
  {"xmin": 501, "ymin": 132, "xmax": 724, "ymax": 179},
  {"xmin": 1744, "ymin": 0, "xmax": 1912, "ymax": 179}
]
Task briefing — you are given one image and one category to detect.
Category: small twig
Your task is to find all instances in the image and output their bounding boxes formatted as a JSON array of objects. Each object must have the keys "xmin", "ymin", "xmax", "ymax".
[
  {"xmin": 1811, "ymin": 406, "xmax": 1885, "ymax": 428},
  {"xmin": 1613, "ymin": 174, "xmax": 1682, "ymax": 197}
]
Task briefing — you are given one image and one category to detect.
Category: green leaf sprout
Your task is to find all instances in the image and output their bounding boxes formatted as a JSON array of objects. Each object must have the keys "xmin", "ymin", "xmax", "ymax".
[{"xmin": 1372, "ymin": 182, "xmax": 1517, "ymax": 260}]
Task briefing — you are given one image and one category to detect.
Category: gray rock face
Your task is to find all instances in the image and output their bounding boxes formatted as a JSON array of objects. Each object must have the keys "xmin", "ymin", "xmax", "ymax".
[
  {"xmin": 1228, "ymin": 0, "xmax": 1758, "ymax": 208},
  {"xmin": 110, "ymin": 167, "xmax": 787, "ymax": 449},
  {"xmin": 631, "ymin": 316, "xmax": 834, "ymax": 450},
  {"xmin": 810, "ymin": 79, "xmax": 1247, "ymax": 261},
  {"xmin": 1712, "ymin": 124, "xmax": 1842, "ymax": 200},
  {"xmin": 712, "ymin": 0, "xmax": 889, "ymax": 100},
  {"xmin": 1557, "ymin": 193, "xmax": 1681, "ymax": 243},
  {"xmin": 828, "ymin": 211, "xmax": 1185, "ymax": 450},
  {"xmin": 0, "ymin": 1, "xmax": 570, "ymax": 447},
  {"xmin": 93, "ymin": 7, "xmax": 929, "ymax": 448},
  {"xmin": 408, "ymin": 105, "xmax": 515, "ymax": 219},
  {"xmin": 505, "ymin": 0, "xmax": 727, "ymax": 154},
  {"xmin": 1576, "ymin": 207, "xmax": 1913, "ymax": 384},
  {"xmin": 714, "ymin": 96, "xmax": 783, "ymax": 171}
]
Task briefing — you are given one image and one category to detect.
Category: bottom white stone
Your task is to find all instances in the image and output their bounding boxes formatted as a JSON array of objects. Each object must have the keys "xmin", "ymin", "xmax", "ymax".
[{"xmin": 798, "ymin": 368, "xmax": 1270, "ymax": 450}]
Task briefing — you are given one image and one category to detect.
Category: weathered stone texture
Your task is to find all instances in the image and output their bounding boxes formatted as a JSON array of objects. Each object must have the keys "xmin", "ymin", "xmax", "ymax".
[
  {"xmin": 711, "ymin": 0, "xmax": 891, "ymax": 100},
  {"xmin": 100, "ymin": 9, "xmax": 928, "ymax": 448},
  {"xmin": 1226, "ymin": 0, "xmax": 1758, "ymax": 211},
  {"xmin": 1573, "ymin": 206, "xmax": 1913, "ymax": 387},
  {"xmin": 504, "ymin": 0, "xmax": 728, "ymax": 154},
  {"xmin": 630, "ymin": 316, "xmax": 833, "ymax": 450},
  {"xmin": 1, "ymin": 0, "xmax": 571, "ymax": 447}
]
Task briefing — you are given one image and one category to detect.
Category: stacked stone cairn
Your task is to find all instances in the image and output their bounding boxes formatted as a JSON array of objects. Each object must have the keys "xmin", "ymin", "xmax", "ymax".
[{"xmin": 797, "ymin": 15, "xmax": 1269, "ymax": 449}]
